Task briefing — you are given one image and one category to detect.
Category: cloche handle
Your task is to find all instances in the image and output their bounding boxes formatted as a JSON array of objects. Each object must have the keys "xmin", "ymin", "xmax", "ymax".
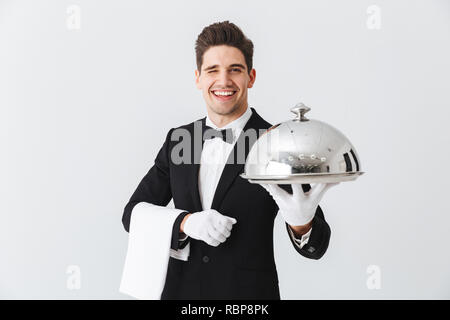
[{"xmin": 291, "ymin": 103, "xmax": 310, "ymax": 121}]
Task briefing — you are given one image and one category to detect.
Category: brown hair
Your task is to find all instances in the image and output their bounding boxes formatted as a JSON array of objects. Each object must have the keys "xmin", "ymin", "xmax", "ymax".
[{"xmin": 195, "ymin": 21, "xmax": 254, "ymax": 74}]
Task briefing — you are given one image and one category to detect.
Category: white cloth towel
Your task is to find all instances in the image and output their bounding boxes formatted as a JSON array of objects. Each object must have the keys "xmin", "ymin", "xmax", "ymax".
[{"xmin": 119, "ymin": 202, "xmax": 187, "ymax": 300}]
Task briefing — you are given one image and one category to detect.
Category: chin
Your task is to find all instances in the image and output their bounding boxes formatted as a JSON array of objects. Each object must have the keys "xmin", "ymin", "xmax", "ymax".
[
  {"xmin": 212, "ymin": 103, "xmax": 242, "ymax": 116},
  {"xmin": 211, "ymin": 105, "xmax": 233, "ymax": 115}
]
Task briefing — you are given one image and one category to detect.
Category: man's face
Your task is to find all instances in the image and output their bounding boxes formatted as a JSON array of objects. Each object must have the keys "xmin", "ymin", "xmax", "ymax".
[{"xmin": 195, "ymin": 45, "xmax": 256, "ymax": 116}]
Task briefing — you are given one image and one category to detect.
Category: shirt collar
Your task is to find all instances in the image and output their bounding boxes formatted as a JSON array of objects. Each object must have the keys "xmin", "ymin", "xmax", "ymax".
[{"xmin": 205, "ymin": 106, "xmax": 252, "ymax": 132}]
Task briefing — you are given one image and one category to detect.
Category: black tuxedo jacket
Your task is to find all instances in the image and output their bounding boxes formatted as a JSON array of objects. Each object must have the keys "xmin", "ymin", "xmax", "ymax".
[{"xmin": 122, "ymin": 107, "xmax": 331, "ymax": 300}]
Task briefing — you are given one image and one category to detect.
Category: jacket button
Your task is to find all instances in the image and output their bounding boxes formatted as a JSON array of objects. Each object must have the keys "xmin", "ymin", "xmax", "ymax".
[
  {"xmin": 307, "ymin": 246, "xmax": 316, "ymax": 253},
  {"xmin": 202, "ymin": 255, "xmax": 210, "ymax": 263}
]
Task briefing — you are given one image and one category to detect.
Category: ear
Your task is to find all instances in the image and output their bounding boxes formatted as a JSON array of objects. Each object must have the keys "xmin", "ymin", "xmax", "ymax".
[
  {"xmin": 247, "ymin": 69, "xmax": 256, "ymax": 88},
  {"xmin": 195, "ymin": 69, "xmax": 201, "ymax": 90}
]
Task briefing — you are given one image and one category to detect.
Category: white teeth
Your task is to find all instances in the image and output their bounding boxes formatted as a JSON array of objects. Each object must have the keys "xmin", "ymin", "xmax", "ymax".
[{"xmin": 213, "ymin": 91, "xmax": 235, "ymax": 96}]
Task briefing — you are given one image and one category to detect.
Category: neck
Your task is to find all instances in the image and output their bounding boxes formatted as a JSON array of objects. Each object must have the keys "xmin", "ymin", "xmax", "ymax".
[{"xmin": 207, "ymin": 103, "xmax": 248, "ymax": 128}]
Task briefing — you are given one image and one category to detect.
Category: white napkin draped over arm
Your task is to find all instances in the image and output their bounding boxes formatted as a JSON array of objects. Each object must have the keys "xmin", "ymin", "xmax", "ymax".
[{"xmin": 119, "ymin": 202, "xmax": 190, "ymax": 300}]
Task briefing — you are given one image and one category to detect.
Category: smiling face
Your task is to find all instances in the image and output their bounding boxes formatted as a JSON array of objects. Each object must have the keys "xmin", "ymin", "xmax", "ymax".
[{"xmin": 195, "ymin": 45, "xmax": 256, "ymax": 125}]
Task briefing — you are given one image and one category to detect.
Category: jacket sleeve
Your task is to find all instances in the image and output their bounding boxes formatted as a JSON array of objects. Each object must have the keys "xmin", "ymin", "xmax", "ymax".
[
  {"xmin": 280, "ymin": 184, "xmax": 331, "ymax": 260},
  {"xmin": 122, "ymin": 128, "xmax": 190, "ymax": 250}
]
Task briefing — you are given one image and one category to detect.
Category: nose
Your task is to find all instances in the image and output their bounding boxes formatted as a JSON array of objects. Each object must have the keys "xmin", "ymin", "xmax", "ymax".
[{"xmin": 216, "ymin": 70, "xmax": 233, "ymax": 87}]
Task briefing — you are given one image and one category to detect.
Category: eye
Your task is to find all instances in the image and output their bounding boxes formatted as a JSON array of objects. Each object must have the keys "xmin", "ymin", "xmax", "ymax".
[
  {"xmin": 208, "ymin": 70, "xmax": 217, "ymax": 73},
  {"xmin": 231, "ymin": 68, "xmax": 242, "ymax": 73}
]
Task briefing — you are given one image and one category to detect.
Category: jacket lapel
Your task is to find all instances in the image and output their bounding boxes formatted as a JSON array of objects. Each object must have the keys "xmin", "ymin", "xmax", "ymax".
[
  {"xmin": 188, "ymin": 117, "xmax": 206, "ymax": 213},
  {"xmin": 210, "ymin": 108, "xmax": 266, "ymax": 211}
]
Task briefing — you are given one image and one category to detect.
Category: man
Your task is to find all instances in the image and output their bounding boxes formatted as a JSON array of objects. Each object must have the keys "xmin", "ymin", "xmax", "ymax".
[{"xmin": 120, "ymin": 21, "xmax": 338, "ymax": 300}]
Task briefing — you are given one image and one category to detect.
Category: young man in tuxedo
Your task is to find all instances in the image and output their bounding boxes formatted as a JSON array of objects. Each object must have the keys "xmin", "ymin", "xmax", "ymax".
[{"xmin": 122, "ymin": 21, "xmax": 338, "ymax": 299}]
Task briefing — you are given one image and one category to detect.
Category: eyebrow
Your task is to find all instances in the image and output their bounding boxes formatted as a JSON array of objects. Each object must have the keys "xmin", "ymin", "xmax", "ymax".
[
  {"xmin": 229, "ymin": 64, "xmax": 246, "ymax": 70},
  {"xmin": 203, "ymin": 63, "xmax": 246, "ymax": 71},
  {"xmin": 203, "ymin": 65, "xmax": 218, "ymax": 71}
]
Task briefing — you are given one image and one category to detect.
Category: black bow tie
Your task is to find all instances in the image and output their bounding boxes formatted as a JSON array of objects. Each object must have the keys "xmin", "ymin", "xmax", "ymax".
[{"xmin": 203, "ymin": 126, "xmax": 234, "ymax": 144}]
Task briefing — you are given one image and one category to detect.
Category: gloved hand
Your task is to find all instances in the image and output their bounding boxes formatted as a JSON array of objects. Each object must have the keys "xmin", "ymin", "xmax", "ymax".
[
  {"xmin": 260, "ymin": 183, "xmax": 340, "ymax": 226},
  {"xmin": 183, "ymin": 209, "xmax": 237, "ymax": 247}
]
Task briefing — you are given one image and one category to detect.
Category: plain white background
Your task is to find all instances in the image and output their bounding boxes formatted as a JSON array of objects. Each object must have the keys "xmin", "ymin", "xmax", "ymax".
[{"xmin": 1, "ymin": 0, "xmax": 449, "ymax": 299}]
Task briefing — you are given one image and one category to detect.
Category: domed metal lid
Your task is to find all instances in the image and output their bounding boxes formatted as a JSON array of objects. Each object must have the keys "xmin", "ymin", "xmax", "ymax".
[{"xmin": 241, "ymin": 103, "xmax": 364, "ymax": 184}]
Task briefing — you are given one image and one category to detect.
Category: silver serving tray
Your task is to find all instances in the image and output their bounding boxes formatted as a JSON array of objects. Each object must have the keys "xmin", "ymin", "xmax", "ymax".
[{"xmin": 240, "ymin": 172, "xmax": 364, "ymax": 184}]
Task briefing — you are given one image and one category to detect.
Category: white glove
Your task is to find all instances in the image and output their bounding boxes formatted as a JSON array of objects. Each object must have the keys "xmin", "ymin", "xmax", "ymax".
[
  {"xmin": 183, "ymin": 209, "xmax": 237, "ymax": 247},
  {"xmin": 260, "ymin": 183, "xmax": 340, "ymax": 226}
]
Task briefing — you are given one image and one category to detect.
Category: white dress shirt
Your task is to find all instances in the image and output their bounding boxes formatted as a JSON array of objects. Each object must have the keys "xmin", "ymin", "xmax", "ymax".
[{"xmin": 197, "ymin": 106, "xmax": 311, "ymax": 248}]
